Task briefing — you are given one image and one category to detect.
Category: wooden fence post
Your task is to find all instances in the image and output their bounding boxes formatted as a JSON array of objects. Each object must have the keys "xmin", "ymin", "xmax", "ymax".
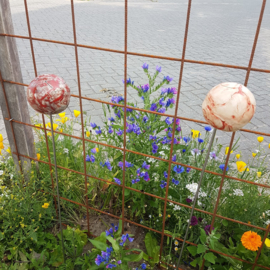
[{"xmin": 0, "ymin": 0, "xmax": 35, "ymax": 174}]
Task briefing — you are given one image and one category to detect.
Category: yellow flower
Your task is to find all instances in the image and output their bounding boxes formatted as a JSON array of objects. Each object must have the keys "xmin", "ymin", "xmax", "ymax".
[
  {"xmin": 6, "ymin": 147, "xmax": 11, "ymax": 154},
  {"xmin": 86, "ymin": 131, "xmax": 90, "ymax": 137},
  {"xmin": 21, "ymin": 224, "xmax": 25, "ymax": 228},
  {"xmin": 265, "ymin": 238, "xmax": 270, "ymax": 249},
  {"xmin": 59, "ymin": 128, "xmax": 63, "ymax": 133},
  {"xmin": 167, "ymin": 215, "xmax": 171, "ymax": 218},
  {"xmin": 159, "ymin": 214, "xmax": 162, "ymax": 217},
  {"xmin": 257, "ymin": 172, "xmax": 261, "ymax": 177},
  {"xmin": 58, "ymin": 112, "xmax": 66, "ymax": 118},
  {"xmin": 0, "ymin": 149, "xmax": 2, "ymax": 155},
  {"xmin": 96, "ymin": 148, "xmax": 99, "ymax": 153},
  {"xmin": 37, "ymin": 153, "xmax": 40, "ymax": 160},
  {"xmin": 252, "ymin": 153, "xmax": 256, "ymax": 158},
  {"xmin": 0, "ymin": 142, "xmax": 4, "ymax": 149},
  {"xmin": 174, "ymin": 240, "xmax": 179, "ymax": 245},
  {"xmin": 0, "ymin": 134, "xmax": 3, "ymax": 142},
  {"xmin": 236, "ymin": 161, "xmax": 248, "ymax": 172},
  {"xmin": 241, "ymin": 231, "xmax": 262, "ymax": 251},
  {"xmin": 34, "ymin": 123, "xmax": 42, "ymax": 129},
  {"xmin": 47, "ymin": 132, "xmax": 52, "ymax": 137},
  {"xmin": 225, "ymin": 147, "xmax": 233, "ymax": 155},
  {"xmin": 257, "ymin": 136, "xmax": 264, "ymax": 143},
  {"xmin": 42, "ymin": 203, "xmax": 49, "ymax": 209},
  {"xmin": 236, "ymin": 154, "xmax": 240, "ymax": 159},
  {"xmin": 191, "ymin": 129, "xmax": 200, "ymax": 138},
  {"xmin": 74, "ymin": 110, "xmax": 81, "ymax": 118},
  {"xmin": 56, "ymin": 117, "xmax": 69, "ymax": 124},
  {"xmin": 269, "ymin": 143, "xmax": 270, "ymax": 149},
  {"xmin": 46, "ymin": 123, "xmax": 58, "ymax": 131},
  {"xmin": 39, "ymin": 214, "xmax": 42, "ymax": 218}
]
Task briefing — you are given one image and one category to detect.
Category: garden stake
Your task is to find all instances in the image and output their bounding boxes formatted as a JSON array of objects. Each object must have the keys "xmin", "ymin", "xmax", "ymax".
[
  {"xmin": 50, "ymin": 114, "xmax": 66, "ymax": 263},
  {"xmin": 176, "ymin": 128, "xmax": 217, "ymax": 268}
]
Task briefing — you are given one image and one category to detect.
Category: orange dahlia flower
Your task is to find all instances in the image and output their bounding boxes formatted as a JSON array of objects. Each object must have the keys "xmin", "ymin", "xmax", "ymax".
[{"xmin": 241, "ymin": 231, "xmax": 262, "ymax": 251}]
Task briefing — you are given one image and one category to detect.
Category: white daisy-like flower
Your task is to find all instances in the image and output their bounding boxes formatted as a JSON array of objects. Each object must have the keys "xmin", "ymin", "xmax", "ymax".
[
  {"xmin": 0, "ymin": 170, "xmax": 4, "ymax": 176},
  {"xmin": 63, "ymin": 148, "xmax": 69, "ymax": 154},
  {"xmin": 186, "ymin": 183, "xmax": 198, "ymax": 194},
  {"xmin": 233, "ymin": 189, "xmax": 244, "ymax": 196}
]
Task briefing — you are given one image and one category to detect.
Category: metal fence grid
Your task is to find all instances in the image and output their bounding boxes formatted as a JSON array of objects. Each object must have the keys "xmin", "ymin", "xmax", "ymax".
[{"xmin": 0, "ymin": 0, "xmax": 270, "ymax": 269}]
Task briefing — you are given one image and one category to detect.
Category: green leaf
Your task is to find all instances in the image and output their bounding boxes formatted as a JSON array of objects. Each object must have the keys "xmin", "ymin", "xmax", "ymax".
[
  {"xmin": 190, "ymin": 258, "xmax": 199, "ymax": 267},
  {"xmin": 106, "ymin": 236, "xmax": 119, "ymax": 252},
  {"xmin": 187, "ymin": 245, "xmax": 197, "ymax": 256},
  {"xmin": 94, "ymin": 232, "xmax": 107, "ymax": 244},
  {"xmin": 19, "ymin": 251, "xmax": 28, "ymax": 262},
  {"xmin": 152, "ymin": 245, "xmax": 160, "ymax": 263},
  {"xmin": 199, "ymin": 228, "xmax": 207, "ymax": 244},
  {"xmin": 143, "ymin": 252, "xmax": 149, "ymax": 261},
  {"xmin": 124, "ymin": 189, "xmax": 130, "ymax": 197},
  {"xmin": 144, "ymin": 232, "xmax": 158, "ymax": 258},
  {"xmin": 123, "ymin": 251, "xmax": 143, "ymax": 262},
  {"xmin": 204, "ymin": 252, "xmax": 217, "ymax": 264},
  {"xmin": 197, "ymin": 244, "xmax": 207, "ymax": 254},
  {"xmin": 222, "ymin": 219, "xmax": 228, "ymax": 226},
  {"xmin": 89, "ymin": 239, "xmax": 108, "ymax": 251},
  {"xmin": 29, "ymin": 231, "xmax": 37, "ymax": 242}
]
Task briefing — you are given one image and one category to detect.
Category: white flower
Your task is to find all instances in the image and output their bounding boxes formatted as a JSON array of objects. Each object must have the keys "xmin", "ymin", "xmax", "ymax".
[
  {"xmin": 63, "ymin": 148, "xmax": 69, "ymax": 154},
  {"xmin": 233, "ymin": 189, "xmax": 244, "ymax": 196},
  {"xmin": 199, "ymin": 192, "xmax": 207, "ymax": 198},
  {"xmin": 265, "ymin": 210, "xmax": 270, "ymax": 216},
  {"xmin": 149, "ymin": 215, "xmax": 152, "ymax": 218},
  {"xmin": 197, "ymin": 201, "xmax": 202, "ymax": 206},
  {"xmin": 173, "ymin": 205, "xmax": 181, "ymax": 211},
  {"xmin": 58, "ymin": 135, "xmax": 64, "ymax": 141},
  {"xmin": 265, "ymin": 220, "xmax": 270, "ymax": 225},
  {"xmin": 186, "ymin": 183, "xmax": 198, "ymax": 194},
  {"xmin": 0, "ymin": 170, "xmax": 4, "ymax": 176},
  {"xmin": 10, "ymin": 174, "xmax": 13, "ymax": 179}
]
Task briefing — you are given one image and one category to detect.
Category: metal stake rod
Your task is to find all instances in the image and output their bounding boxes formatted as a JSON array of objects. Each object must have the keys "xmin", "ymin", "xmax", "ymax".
[
  {"xmin": 176, "ymin": 128, "xmax": 217, "ymax": 268},
  {"xmin": 49, "ymin": 114, "xmax": 66, "ymax": 263}
]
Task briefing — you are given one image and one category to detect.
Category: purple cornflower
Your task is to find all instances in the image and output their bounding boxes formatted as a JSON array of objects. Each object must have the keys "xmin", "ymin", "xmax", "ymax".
[
  {"xmin": 165, "ymin": 117, "xmax": 172, "ymax": 125},
  {"xmin": 142, "ymin": 63, "xmax": 149, "ymax": 70},
  {"xmin": 190, "ymin": 216, "xmax": 198, "ymax": 226},
  {"xmin": 85, "ymin": 155, "xmax": 91, "ymax": 162},
  {"xmin": 142, "ymin": 161, "xmax": 150, "ymax": 170},
  {"xmin": 114, "ymin": 178, "xmax": 121, "ymax": 185},
  {"xmin": 90, "ymin": 123, "xmax": 97, "ymax": 128},
  {"xmin": 160, "ymin": 180, "xmax": 167, "ymax": 189},
  {"xmin": 143, "ymin": 116, "xmax": 148, "ymax": 123},
  {"xmin": 191, "ymin": 148, "xmax": 201, "ymax": 156},
  {"xmin": 205, "ymin": 126, "xmax": 212, "ymax": 132},
  {"xmin": 173, "ymin": 165, "xmax": 185, "ymax": 174},
  {"xmin": 172, "ymin": 154, "xmax": 177, "ymax": 162},
  {"xmin": 172, "ymin": 178, "xmax": 179, "ymax": 185},
  {"xmin": 122, "ymin": 78, "xmax": 134, "ymax": 85},
  {"xmin": 158, "ymin": 107, "xmax": 166, "ymax": 113},
  {"xmin": 150, "ymin": 103, "xmax": 157, "ymax": 111},
  {"xmin": 186, "ymin": 198, "xmax": 192, "ymax": 203},
  {"xmin": 152, "ymin": 142, "xmax": 158, "ymax": 154},
  {"xmin": 156, "ymin": 66, "xmax": 162, "ymax": 72},
  {"xmin": 168, "ymin": 87, "xmax": 177, "ymax": 94},
  {"xmin": 204, "ymin": 225, "xmax": 213, "ymax": 235},
  {"xmin": 219, "ymin": 164, "xmax": 229, "ymax": 171},
  {"xmin": 108, "ymin": 126, "xmax": 113, "ymax": 134},
  {"xmin": 163, "ymin": 76, "xmax": 173, "ymax": 82},
  {"xmin": 210, "ymin": 151, "xmax": 218, "ymax": 161},
  {"xmin": 116, "ymin": 129, "xmax": 123, "ymax": 136}
]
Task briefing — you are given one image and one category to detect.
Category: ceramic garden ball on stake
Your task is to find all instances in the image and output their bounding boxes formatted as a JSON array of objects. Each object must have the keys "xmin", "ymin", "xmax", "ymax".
[
  {"xmin": 27, "ymin": 74, "xmax": 71, "ymax": 263},
  {"xmin": 176, "ymin": 82, "xmax": 256, "ymax": 268}
]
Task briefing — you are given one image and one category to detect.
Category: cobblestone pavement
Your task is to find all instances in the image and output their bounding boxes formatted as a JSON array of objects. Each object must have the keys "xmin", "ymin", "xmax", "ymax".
[{"xmin": 1, "ymin": 0, "xmax": 270, "ymax": 162}]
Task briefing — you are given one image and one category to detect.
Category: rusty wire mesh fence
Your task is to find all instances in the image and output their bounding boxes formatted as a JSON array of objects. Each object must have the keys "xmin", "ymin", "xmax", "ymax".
[{"xmin": 0, "ymin": 0, "xmax": 270, "ymax": 269}]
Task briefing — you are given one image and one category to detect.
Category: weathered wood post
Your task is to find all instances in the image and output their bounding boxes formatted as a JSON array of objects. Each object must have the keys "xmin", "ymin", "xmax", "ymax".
[{"xmin": 0, "ymin": 0, "xmax": 35, "ymax": 174}]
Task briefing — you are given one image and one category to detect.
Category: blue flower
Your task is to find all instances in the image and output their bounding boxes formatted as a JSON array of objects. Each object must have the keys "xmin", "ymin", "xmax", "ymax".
[
  {"xmin": 142, "ymin": 161, "xmax": 150, "ymax": 170},
  {"xmin": 122, "ymin": 78, "xmax": 134, "ymax": 85},
  {"xmin": 90, "ymin": 123, "xmax": 97, "ymax": 128},
  {"xmin": 160, "ymin": 180, "xmax": 167, "ymax": 189},
  {"xmin": 115, "ymin": 110, "xmax": 121, "ymax": 119},
  {"xmin": 158, "ymin": 107, "xmax": 166, "ymax": 113},
  {"xmin": 191, "ymin": 148, "xmax": 201, "ymax": 156},
  {"xmin": 149, "ymin": 135, "xmax": 156, "ymax": 141},
  {"xmin": 205, "ymin": 126, "xmax": 212, "ymax": 132},
  {"xmin": 95, "ymin": 128, "xmax": 102, "ymax": 135},
  {"xmin": 163, "ymin": 75, "xmax": 173, "ymax": 82},
  {"xmin": 85, "ymin": 155, "xmax": 91, "ymax": 162},
  {"xmin": 142, "ymin": 84, "xmax": 149, "ymax": 92},
  {"xmin": 219, "ymin": 164, "xmax": 229, "ymax": 171},
  {"xmin": 186, "ymin": 166, "xmax": 191, "ymax": 173},
  {"xmin": 143, "ymin": 172, "xmax": 150, "ymax": 181},
  {"xmin": 173, "ymin": 165, "xmax": 185, "ymax": 174},
  {"xmin": 91, "ymin": 148, "xmax": 97, "ymax": 154},
  {"xmin": 152, "ymin": 142, "xmax": 158, "ymax": 154},
  {"xmin": 105, "ymin": 227, "xmax": 114, "ymax": 237},
  {"xmin": 183, "ymin": 137, "xmax": 191, "ymax": 144},
  {"xmin": 172, "ymin": 155, "xmax": 177, "ymax": 162},
  {"xmin": 198, "ymin": 138, "xmax": 204, "ymax": 144},
  {"xmin": 168, "ymin": 87, "xmax": 177, "ymax": 94},
  {"xmin": 143, "ymin": 116, "xmax": 148, "ymax": 123},
  {"xmin": 166, "ymin": 98, "xmax": 175, "ymax": 107},
  {"xmin": 100, "ymin": 160, "xmax": 112, "ymax": 171},
  {"xmin": 165, "ymin": 117, "xmax": 172, "ymax": 125},
  {"xmin": 142, "ymin": 63, "xmax": 149, "ymax": 70},
  {"xmin": 106, "ymin": 264, "xmax": 116, "ymax": 268},
  {"xmin": 114, "ymin": 178, "xmax": 121, "ymax": 185},
  {"xmin": 156, "ymin": 66, "xmax": 162, "ymax": 72},
  {"xmin": 111, "ymin": 96, "xmax": 124, "ymax": 104},
  {"xmin": 116, "ymin": 129, "xmax": 123, "ymax": 136},
  {"xmin": 182, "ymin": 149, "xmax": 186, "ymax": 153},
  {"xmin": 172, "ymin": 178, "xmax": 179, "ymax": 185},
  {"xmin": 90, "ymin": 155, "xmax": 95, "ymax": 163},
  {"xmin": 108, "ymin": 126, "xmax": 113, "ymax": 134},
  {"xmin": 159, "ymin": 97, "xmax": 165, "ymax": 106},
  {"xmin": 136, "ymin": 263, "xmax": 147, "ymax": 270},
  {"xmin": 150, "ymin": 103, "xmax": 157, "ymax": 111},
  {"xmin": 176, "ymin": 126, "xmax": 181, "ymax": 132},
  {"xmin": 164, "ymin": 171, "xmax": 168, "ymax": 178},
  {"xmin": 108, "ymin": 117, "xmax": 115, "ymax": 122},
  {"xmin": 118, "ymin": 161, "xmax": 134, "ymax": 170}
]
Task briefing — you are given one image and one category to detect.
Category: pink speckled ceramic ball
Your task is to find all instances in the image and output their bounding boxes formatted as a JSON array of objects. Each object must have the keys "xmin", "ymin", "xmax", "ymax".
[
  {"xmin": 27, "ymin": 74, "xmax": 70, "ymax": 114},
  {"xmin": 202, "ymin": 82, "xmax": 256, "ymax": 132}
]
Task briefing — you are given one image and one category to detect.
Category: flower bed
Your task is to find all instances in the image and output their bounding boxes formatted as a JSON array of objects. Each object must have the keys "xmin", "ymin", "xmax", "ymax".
[{"xmin": 0, "ymin": 65, "xmax": 270, "ymax": 269}]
